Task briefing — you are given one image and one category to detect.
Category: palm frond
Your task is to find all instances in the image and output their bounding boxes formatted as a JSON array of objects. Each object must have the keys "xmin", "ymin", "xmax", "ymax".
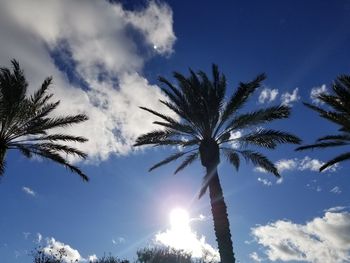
[
  {"xmin": 303, "ymin": 102, "xmax": 350, "ymax": 128},
  {"xmin": 215, "ymin": 73, "xmax": 266, "ymax": 136},
  {"xmin": 238, "ymin": 150, "xmax": 279, "ymax": 176},
  {"xmin": 296, "ymin": 141, "xmax": 348, "ymax": 151},
  {"xmin": 134, "ymin": 130, "xmax": 178, "ymax": 146},
  {"xmin": 153, "ymin": 121, "xmax": 194, "ymax": 134},
  {"xmin": 320, "ymin": 152, "xmax": 350, "ymax": 171},
  {"xmin": 220, "ymin": 105, "xmax": 290, "ymax": 139},
  {"xmin": 317, "ymin": 134, "xmax": 350, "ymax": 142},
  {"xmin": 28, "ymin": 114, "xmax": 88, "ymax": 133},
  {"xmin": 235, "ymin": 129, "xmax": 301, "ymax": 149},
  {"xmin": 30, "ymin": 77, "xmax": 52, "ymax": 105},
  {"xmin": 0, "ymin": 60, "xmax": 89, "ymax": 178},
  {"xmin": 33, "ymin": 149, "xmax": 88, "ymax": 181},
  {"xmin": 174, "ymin": 152, "xmax": 199, "ymax": 174},
  {"xmin": 14, "ymin": 134, "xmax": 88, "ymax": 143},
  {"xmin": 222, "ymin": 148, "xmax": 240, "ymax": 171},
  {"xmin": 149, "ymin": 151, "xmax": 188, "ymax": 172}
]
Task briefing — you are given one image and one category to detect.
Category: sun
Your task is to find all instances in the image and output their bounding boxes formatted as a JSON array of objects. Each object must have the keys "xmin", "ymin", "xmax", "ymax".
[{"xmin": 169, "ymin": 208, "xmax": 190, "ymax": 232}]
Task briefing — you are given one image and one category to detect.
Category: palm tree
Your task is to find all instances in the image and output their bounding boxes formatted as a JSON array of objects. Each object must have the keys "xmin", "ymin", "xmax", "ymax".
[
  {"xmin": 296, "ymin": 75, "xmax": 350, "ymax": 171},
  {"xmin": 0, "ymin": 60, "xmax": 88, "ymax": 180},
  {"xmin": 134, "ymin": 65, "xmax": 301, "ymax": 263}
]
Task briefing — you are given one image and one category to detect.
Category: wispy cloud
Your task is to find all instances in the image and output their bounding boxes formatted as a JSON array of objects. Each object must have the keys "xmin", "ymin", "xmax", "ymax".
[
  {"xmin": 281, "ymin": 88, "xmax": 300, "ymax": 106},
  {"xmin": 251, "ymin": 209, "xmax": 350, "ymax": 262},
  {"xmin": 249, "ymin": 251, "xmax": 263, "ymax": 262},
  {"xmin": 330, "ymin": 186, "xmax": 342, "ymax": 194},
  {"xmin": 112, "ymin": 237, "xmax": 125, "ymax": 245},
  {"xmin": 22, "ymin": 186, "xmax": 36, "ymax": 196},
  {"xmin": 36, "ymin": 233, "xmax": 43, "ymax": 244},
  {"xmin": 258, "ymin": 88, "xmax": 279, "ymax": 104},
  {"xmin": 257, "ymin": 177, "xmax": 272, "ymax": 186},
  {"xmin": 324, "ymin": 206, "xmax": 347, "ymax": 213},
  {"xmin": 310, "ymin": 84, "xmax": 328, "ymax": 104}
]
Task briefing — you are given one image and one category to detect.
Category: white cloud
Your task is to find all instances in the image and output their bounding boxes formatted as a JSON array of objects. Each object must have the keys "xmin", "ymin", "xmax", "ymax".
[
  {"xmin": 255, "ymin": 156, "xmax": 339, "ymax": 177},
  {"xmin": 281, "ymin": 88, "xmax": 300, "ymax": 106},
  {"xmin": 155, "ymin": 213, "xmax": 219, "ymax": 262},
  {"xmin": 250, "ymin": 251, "xmax": 263, "ymax": 262},
  {"xmin": 331, "ymin": 186, "xmax": 342, "ymax": 194},
  {"xmin": 299, "ymin": 156, "xmax": 323, "ymax": 171},
  {"xmin": 125, "ymin": 2, "xmax": 176, "ymax": 55},
  {"xmin": 0, "ymin": 0, "xmax": 176, "ymax": 163},
  {"xmin": 258, "ymin": 88, "xmax": 279, "ymax": 104},
  {"xmin": 22, "ymin": 186, "xmax": 36, "ymax": 196},
  {"xmin": 299, "ymin": 156, "xmax": 338, "ymax": 172},
  {"xmin": 36, "ymin": 233, "xmax": 43, "ymax": 244},
  {"xmin": 112, "ymin": 237, "xmax": 125, "ymax": 245},
  {"xmin": 229, "ymin": 130, "xmax": 242, "ymax": 149},
  {"xmin": 41, "ymin": 236, "xmax": 96, "ymax": 262},
  {"xmin": 325, "ymin": 206, "xmax": 347, "ymax": 213},
  {"xmin": 276, "ymin": 159, "xmax": 298, "ymax": 173},
  {"xmin": 310, "ymin": 84, "xmax": 328, "ymax": 105},
  {"xmin": 257, "ymin": 177, "xmax": 272, "ymax": 186},
  {"xmin": 87, "ymin": 254, "xmax": 98, "ymax": 262},
  {"xmin": 43, "ymin": 238, "xmax": 82, "ymax": 263},
  {"xmin": 252, "ymin": 210, "xmax": 350, "ymax": 262}
]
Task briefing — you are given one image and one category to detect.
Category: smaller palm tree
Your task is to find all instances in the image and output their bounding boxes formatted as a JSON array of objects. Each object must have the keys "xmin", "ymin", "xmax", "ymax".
[
  {"xmin": 296, "ymin": 74, "xmax": 350, "ymax": 171},
  {"xmin": 0, "ymin": 60, "xmax": 88, "ymax": 180}
]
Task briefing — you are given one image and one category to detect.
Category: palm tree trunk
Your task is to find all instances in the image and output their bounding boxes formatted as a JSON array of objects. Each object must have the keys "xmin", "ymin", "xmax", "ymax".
[
  {"xmin": 0, "ymin": 147, "xmax": 6, "ymax": 176},
  {"xmin": 207, "ymin": 166, "xmax": 235, "ymax": 263}
]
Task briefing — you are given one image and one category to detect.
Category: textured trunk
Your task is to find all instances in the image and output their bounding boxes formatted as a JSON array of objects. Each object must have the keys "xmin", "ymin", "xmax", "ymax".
[
  {"xmin": 0, "ymin": 147, "xmax": 6, "ymax": 176},
  {"xmin": 208, "ymin": 166, "xmax": 235, "ymax": 263},
  {"xmin": 199, "ymin": 138, "xmax": 235, "ymax": 263}
]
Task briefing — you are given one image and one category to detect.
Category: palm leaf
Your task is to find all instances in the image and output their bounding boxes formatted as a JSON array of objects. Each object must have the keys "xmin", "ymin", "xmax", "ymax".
[
  {"xmin": 223, "ymin": 105, "xmax": 290, "ymax": 134},
  {"xmin": 215, "ymin": 73, "xmax": 266, "ymax": 136},
  {"xmin": 238, "ymin": 150, "xmax": 279, "ymax": 176},
  {"xmin": 174, "ymin": 152, "xmax": 199, "ymax": 174},
  {"xmin": 320, "ymin": 152, "xmax": 350, "ymax": 171},
  {"xmin": 149, "ymin": 151, "xmax": 188, "ymax": 172},
  {"xmin": 236, "ymin": 129, "xmax": 301, "ymax": 149},
  {"xmin": 222, "ymin": 148, "xmax": 240, "ymax": 171},
  {"xmin": 296, "ymin": 141, "xmax": 348, "ymax": 151}
]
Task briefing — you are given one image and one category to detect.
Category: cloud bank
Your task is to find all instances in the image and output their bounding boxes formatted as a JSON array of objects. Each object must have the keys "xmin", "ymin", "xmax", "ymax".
[
  {"xmin": 251, "ymin": 208, "xmax": 350, "ymax": 262},
  {"xmin": 0, "ymin": 0, "xmax": 176, "ymax": 163}
]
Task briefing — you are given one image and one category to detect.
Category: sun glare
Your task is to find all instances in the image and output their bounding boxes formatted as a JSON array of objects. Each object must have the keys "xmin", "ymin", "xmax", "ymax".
[{"xmin": 169, "ymin": 208, "xmax": 190, "ymax": 231}]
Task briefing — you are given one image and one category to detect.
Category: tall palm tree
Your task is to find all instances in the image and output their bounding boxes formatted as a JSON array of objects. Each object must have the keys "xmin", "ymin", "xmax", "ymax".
[
  {"xmin": 134, "ymin": 65, "xmax": 301, "ymax": 263},
  {"xmin": 296, "ymin": 75, "xmax": 350, "ymax": 171},
  {"xmin": 0, "ymin": 60, "xmax": 88, "ymax": 180}
]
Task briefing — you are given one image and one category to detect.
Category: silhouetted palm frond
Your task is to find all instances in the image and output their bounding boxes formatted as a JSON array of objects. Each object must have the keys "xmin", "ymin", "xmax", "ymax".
[
  {"xmin": 297, "ymin": 74, "xmax": 350, "ymax": 171},
  {"xmin": 0, "ymin": 60, "xmax": 88, "ymax": 179},
  {"xmin": 136, "ymin": 64, "xmax": 299, "ymax": 182}
]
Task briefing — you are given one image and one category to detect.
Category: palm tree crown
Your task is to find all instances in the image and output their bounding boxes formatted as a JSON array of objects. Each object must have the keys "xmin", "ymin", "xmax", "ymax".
[
  {"xmin": 135, "ymin": 65, "xmax": 300, "ymax": 196},
  {"xmin": 296, "ymin": 74, "xmax": 350, "ymax": 171},
  {"xmin": 0, "ymin": 60, "xmax": 88, "ymax": 180}
]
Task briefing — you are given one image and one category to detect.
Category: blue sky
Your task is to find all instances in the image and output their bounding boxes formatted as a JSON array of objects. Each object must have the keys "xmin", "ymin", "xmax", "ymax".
[{"xmin": 0, "ymin": 0, "xmax": 350, "ymax": 262}]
